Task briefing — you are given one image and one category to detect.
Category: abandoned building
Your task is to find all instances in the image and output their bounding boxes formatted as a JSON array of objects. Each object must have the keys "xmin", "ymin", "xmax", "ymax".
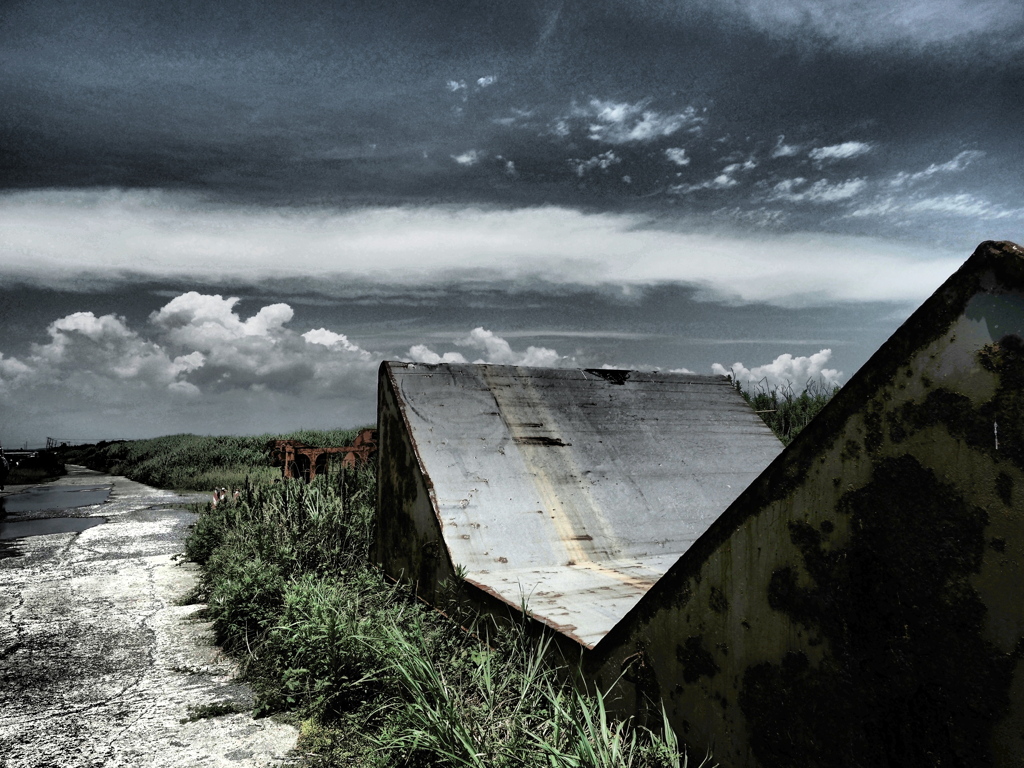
[
  {"xmin": 268, "ymin": 428, "xmax": 377, "ymax": 481},
  {"xmin": 375, "ymin": 240, "xmax": 1024, "ymax": 767}
]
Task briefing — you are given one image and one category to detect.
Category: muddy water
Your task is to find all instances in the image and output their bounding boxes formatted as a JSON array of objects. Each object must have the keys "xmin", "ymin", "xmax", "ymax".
[
  {"xmin": 0, "ymin": 485, "xmax": 111, "ymax": 515},
  {"xmin": 0, "ymin": 516, "xmax": 108, "ymax": 540}
]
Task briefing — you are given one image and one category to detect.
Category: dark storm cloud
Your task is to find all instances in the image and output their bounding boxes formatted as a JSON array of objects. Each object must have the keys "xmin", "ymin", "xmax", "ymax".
[{"xmin": 3, "ymin": 0, "xmax": 1022, "ymax": 233}]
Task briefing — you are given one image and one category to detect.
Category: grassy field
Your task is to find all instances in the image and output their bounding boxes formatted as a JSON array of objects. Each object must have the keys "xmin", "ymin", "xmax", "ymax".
[{"xmin": 64, "ymin": 382, "xmax": 835, "ymax": 766}]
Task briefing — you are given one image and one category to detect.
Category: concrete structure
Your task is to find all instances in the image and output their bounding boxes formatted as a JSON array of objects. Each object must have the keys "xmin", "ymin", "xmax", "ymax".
[
  {"xmin": 584, "ymin": 240, "xmax": 1024, "ymax": 767},
  {"xmin": 376, "ymin": 240, "xmax": 1024, "ymax": 767},
  {"xmin": 268, "ymin": 428, "xmax": 377, "ymax": 482},
  {"xmin": 375, "ymin": 364, "xmax": 783, "ymax": 648}
]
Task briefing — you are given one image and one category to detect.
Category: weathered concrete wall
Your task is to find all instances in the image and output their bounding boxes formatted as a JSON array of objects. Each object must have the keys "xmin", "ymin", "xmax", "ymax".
[
  {"xmin": 589, "ymin": 241, "xmax": 1024, "ymax": 768},
  {"xmin": 375, "ymin": 363, "xmax": 457, "ymax": 601}
]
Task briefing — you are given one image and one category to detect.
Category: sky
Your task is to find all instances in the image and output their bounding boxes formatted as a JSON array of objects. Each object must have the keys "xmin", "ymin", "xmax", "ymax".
[{"xmin": 1, "ymin": 0, "xmax": 1022, "ymax": 446}]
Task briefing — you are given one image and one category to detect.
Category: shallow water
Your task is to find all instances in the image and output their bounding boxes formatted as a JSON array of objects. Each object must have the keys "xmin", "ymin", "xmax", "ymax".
[
  {"xmin": 0, "ymin": 485, "xmax": 111, "ymax": 515},
  {"xmin": 0, "ymin": 516, "xmax": 108, "ymax": 540}
]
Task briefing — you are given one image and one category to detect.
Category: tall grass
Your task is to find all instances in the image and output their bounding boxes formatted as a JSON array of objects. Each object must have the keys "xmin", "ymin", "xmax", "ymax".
[
  {"xmin": 177, "ymin": 451, "xmax": 707, "ymax": 767},
  {"xmin": 739, "ymin": 379, "xmax": 838, "ymax": 446}
]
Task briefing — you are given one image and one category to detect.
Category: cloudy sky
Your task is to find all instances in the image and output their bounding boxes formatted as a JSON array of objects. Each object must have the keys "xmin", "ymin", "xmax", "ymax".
[{"xmin": 1, "ymin": 0, "xmax": 1021, "ymax": 445}]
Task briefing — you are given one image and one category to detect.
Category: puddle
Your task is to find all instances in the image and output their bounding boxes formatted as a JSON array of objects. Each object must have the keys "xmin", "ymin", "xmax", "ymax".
[
  {"xmin": 0, "ymin": 516, "xmax": 108, "ymax": 540},
  {"xmin": 0, "ymin": 485, "xmax": 111, "ymax": 515}
]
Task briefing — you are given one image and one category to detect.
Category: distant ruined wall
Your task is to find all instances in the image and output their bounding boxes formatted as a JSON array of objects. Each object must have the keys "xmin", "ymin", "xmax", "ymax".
[{"xmin": 589, "ymin": 241, "xmax": 1024, "ymax": 768}]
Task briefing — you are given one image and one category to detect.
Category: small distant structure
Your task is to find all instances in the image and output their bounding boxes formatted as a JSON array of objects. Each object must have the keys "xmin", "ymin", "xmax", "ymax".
[{"xmin": 268, "ymin": 428, "xmax": 377, "ymax": 482}]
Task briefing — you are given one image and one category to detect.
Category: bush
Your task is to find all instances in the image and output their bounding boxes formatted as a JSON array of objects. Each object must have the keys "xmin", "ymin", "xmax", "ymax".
[{"xmin": 5, "ymin": 450, "xmax": 66, "ymax": 484}]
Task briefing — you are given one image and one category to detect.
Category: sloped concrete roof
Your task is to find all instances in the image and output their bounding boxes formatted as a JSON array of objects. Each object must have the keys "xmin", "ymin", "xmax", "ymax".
[{"xmin": 383, "ymin": 362, "xmax": 783, "ymax": 647}]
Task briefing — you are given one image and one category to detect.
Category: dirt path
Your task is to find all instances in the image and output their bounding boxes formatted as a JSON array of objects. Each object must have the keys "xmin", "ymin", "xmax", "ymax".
[{"xmin": 0, "ymin": 467, "xmax": 299, "ymax": 768}]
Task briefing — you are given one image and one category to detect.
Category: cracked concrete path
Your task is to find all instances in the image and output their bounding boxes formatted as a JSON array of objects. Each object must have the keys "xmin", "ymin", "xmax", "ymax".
[{"xmin": 0, "ymin": 467, "xmax": 299, "ymax": 768}]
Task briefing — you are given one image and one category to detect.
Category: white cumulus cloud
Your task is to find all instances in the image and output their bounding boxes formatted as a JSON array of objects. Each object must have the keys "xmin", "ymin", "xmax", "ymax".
[
  {"xmin": 0, "ymin": 311, "xmax": 197, "ymax": 400},
  {"xmin": 452, "ymin": 150, "xmax": 483, "ymax": 166},
  {"xmin": 771, "ymin": 136, "xmax": 801, "ymax": 158},
  {"xmin": 712, "ymin": 349, "xmax": 842, "ymax": 389},
  {"xmin": 569, "ymin": 150, "xmax": 622, "ymax": 177},
  {"xmin": 151, "ymin": 292, "xmax": 293, "ymax": 348},
  {"xmin": 302, "ymin": 328, "xmax": 368, "ymax": 354},
  {"xmin": 406, "ymin": 345, "xmax": 469, "ymax": 365},
  {"xmin": 408, "ymin": 328, "xmax": 562, "ymax": 368},
  {"xmin": 560, "ymin": 99, "xmax": 703, "ymax": 145},
  {"xmin": 664, "ymin": 147, "xmax": 691, "ymax": 166},
  {"xmin": 0, "ymin": 293, "xmax": 382, "ymax": 406}
]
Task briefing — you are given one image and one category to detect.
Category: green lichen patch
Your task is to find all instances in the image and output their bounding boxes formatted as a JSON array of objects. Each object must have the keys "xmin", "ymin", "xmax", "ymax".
[
  {"xmin": 741, "ymin": 455, "xmax": 1018, "ymax": 768},
  {"xmin": 893, "ymin": 335, "xmax": 1024, "ymax": 473}
]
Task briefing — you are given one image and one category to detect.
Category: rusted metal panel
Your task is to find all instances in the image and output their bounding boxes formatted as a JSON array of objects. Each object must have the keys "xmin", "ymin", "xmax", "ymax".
[{"xmin": 378, "ymin": 362, "xmax": 783, "ymax": 648}]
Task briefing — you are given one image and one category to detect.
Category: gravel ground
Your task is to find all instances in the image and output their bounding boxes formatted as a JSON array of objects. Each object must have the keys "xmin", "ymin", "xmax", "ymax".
[{"xmin": 0, "ymin": 466, "xmax": 299, "ymax": 768}]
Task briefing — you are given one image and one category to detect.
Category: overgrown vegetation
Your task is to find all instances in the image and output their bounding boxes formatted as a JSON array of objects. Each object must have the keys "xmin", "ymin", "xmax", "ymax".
[
  {"xmin": 5, "ymin": 450, "xmax": 66, "ymax": 484},
  {"xmin": 64, "ymin": 383, "xmax": 839, "ymax": 766},
  {"xmin": 185, "ymin": 461, "xmax": 701, "ymax": 766},
  {"xmin": 58, "ymin": 429, "xmax": 358, "ymax": 491},
  {"xmin": 738, "ymin": 379, "xmax": 839, "ymax": 446}
]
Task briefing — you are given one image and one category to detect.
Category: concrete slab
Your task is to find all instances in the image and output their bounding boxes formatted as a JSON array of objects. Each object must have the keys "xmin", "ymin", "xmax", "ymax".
[{"xmin": 0, "ymin": 467, "xmax": 299, "ymax": 768}]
